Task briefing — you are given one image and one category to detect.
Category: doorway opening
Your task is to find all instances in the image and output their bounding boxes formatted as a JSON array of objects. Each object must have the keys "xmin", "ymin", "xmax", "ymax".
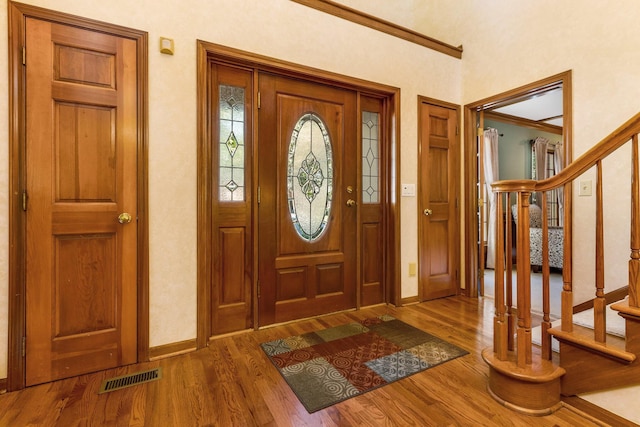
[{"xmin": 463, "ymin": 71, "xmax": 573, "ymax": 299}]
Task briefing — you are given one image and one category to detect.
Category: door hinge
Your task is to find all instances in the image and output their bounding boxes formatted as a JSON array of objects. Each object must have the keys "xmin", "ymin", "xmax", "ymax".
[
  {"xmin": 456, "ymin": 125, "xmax": 459, "ymax": 135},
  {"xmin": 257, "ymin": 280, "xmax": 260, "ymax": 298},
  {"xmin": 22, "ymin": 46, "xmax": 26, "ymax": 66},
  {"xmin": 22, "ymin": 191, "xmax": 27, "ymax": 211},
  {"xmin": 22, "ymin": 336, "xmax": 26, "ymax": 357},
  {"xmin": 257, "ymin": 91, "xmax": 261, "ymax": 109},
  {"xmin": 257, "ymin": 186, "xmax": 261, "ymax": 204}
]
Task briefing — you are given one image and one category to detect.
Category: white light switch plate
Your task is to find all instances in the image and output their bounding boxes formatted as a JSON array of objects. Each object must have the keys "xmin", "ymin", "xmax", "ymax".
[
  {"xmin": 579, "ymin": 180, "xmax": 592, "ymax": 196},
  {"xmin": 401, "ymin": 183, "xmax": 415, "ymax": 197}
]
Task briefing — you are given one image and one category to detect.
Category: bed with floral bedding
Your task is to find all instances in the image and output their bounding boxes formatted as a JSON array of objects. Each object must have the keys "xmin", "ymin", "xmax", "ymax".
[{"xmin": 512, "ymin": 204, "xmax": 563, "ymax": 270}]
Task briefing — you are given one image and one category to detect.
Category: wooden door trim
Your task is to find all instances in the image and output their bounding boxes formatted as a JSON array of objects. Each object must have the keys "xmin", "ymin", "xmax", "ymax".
[
  {"xmin": 7, "ymin": 2, "xmax": 149, "ymax": 391},
  {"xmin": 196, "ymin": 41, "xmax": 401, "ymax": 347},
  {"xmin": 463, "ymin": 71, "xmax": 572, "ymax": 298},
  {"xmin": 417, "ymin": 97, "xmax": 461, "ymax": 301}
]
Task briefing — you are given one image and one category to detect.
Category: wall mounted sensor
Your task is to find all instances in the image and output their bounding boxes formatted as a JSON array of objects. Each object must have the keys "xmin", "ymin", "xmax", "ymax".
[{"xmin": 160, "ymin": 37, "xmax": 174, "ymax": 55}]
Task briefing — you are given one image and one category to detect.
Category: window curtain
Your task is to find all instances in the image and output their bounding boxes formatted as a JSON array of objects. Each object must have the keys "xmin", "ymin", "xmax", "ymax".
[
  {"xmin": 553, "ymin": 142, "xmax": 564, "ymax": 226},
  {"xmin": 533, "ymin": 137, "xmax": 549, "ymax": 205},
  {"xmin": 483, "ymin": 128, "xmax": 500, "ymax": 269}
]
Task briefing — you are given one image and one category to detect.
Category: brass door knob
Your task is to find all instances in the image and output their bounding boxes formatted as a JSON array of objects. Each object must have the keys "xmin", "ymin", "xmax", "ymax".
[
  {"xmin": 118, "ymin": 212, "xmax": 132, "ymax": 224},
  {"xmin": 346, "ymin": 199, "xmax": 357, "ymax": 207},
  {"xmin": 423, "ymin": 208, "xmax": 433, "ymax": 216}
]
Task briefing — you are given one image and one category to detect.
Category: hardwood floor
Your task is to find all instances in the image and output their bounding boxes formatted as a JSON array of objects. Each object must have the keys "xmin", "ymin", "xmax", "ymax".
[{"xmin": 0, "ymin": 296, "xmax": 626, "ymax": 426}]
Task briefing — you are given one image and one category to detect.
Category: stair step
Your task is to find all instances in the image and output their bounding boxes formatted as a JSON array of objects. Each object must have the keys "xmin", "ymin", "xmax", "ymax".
[
  {"xmin": 482, "ymin": 347, "xmax": 565, "ymax": 414},
  {"xmin": 611, "ymin": 298, "xmax": 640, "ymax": 319},
  {"xmin": 573, "ymin": 304, "xmax": 625, "ymax": 338},
  {"xmin": 482, "ymin": 346, "xmax": 565, "ymax": 382},
  {"xmin": 548, "ymin": 324, "xmax": 635, "ymax": 363}
]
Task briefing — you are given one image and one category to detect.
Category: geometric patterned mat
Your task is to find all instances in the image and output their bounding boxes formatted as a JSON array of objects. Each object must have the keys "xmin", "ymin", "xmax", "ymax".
[{"xmin": 260, "ymin": 315, "xmax": 469, "ymax": 413}]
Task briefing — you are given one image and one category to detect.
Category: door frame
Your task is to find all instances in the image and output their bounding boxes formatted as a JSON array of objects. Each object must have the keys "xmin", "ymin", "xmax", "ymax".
[
  {"xmin": 7, "ymin": 2, "xmax": 149, "ymax": 391},
  {"xmin": 417, "ymin": 97, "xmax": 461, "ymax": 301},
  {"xmin": 463, "ymin": 71, "xmax": 573, "ymax": 298},
  {"xmin": 196, "ymin": 41, "xmax": 401, "ymax": 347}
]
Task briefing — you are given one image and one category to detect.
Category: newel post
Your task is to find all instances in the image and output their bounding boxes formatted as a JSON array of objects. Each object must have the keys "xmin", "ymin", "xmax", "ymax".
[{"xmin": 482, "ymin": 184, "xmax": 565, "ymax": 415}]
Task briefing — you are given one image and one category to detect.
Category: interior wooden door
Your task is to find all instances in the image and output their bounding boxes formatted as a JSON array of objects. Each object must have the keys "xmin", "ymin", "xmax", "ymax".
[
  {"xmin": 257, "ymin": 74, "xmax": 357, "ymax": 326},
  {"xmin": 418, "ymin": 100, "xmax": 460, "ymax": 300},
  {"xmin": 25, "ymin": 17, "xmax": 138, "ymax": 385}
]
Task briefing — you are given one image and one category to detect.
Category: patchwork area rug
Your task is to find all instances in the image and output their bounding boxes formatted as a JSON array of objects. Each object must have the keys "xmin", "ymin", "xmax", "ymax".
[{"xmin": 260, "ymin": 315, "xmax": 468, "ymax": 413}]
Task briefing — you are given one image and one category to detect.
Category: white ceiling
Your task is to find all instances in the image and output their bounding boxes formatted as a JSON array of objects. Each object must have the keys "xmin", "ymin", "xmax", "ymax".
[{"xmin": 491, "ymin": 87, "xmax": 563, "ymax": 127}]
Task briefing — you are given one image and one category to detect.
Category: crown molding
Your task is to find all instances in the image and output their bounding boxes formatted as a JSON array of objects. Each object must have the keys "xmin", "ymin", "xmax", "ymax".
[{"xmin": 291, "ymin": 0, "xmax": 463, "ymax": 59}]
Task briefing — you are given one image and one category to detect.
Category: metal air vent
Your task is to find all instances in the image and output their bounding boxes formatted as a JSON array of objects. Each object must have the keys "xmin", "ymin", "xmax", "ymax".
[{"xmin": 98, "ymin": 368, "xmax": 162, "ymax": 394}]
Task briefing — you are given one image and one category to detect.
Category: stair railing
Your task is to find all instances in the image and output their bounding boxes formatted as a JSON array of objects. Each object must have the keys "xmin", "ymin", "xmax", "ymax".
[{"xmin": 490, "ymin": 112, "xmax": 640, "ymax": 369}]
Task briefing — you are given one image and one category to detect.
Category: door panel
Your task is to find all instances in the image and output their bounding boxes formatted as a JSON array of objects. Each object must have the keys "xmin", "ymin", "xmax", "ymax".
[
  {"xmin": 258, "ymin": 74, "xmax": 357, "ymax": 326},
  {"xmin": 25, "ymin": 18, "xmax": 138, "ymax": 385},
  {"xmin": 419, "ymin": 101, "xmax": 459, "ymax": 300}
]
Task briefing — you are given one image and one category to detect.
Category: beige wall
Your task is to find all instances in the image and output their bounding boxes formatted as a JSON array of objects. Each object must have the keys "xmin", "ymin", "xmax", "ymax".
[
  {"xmin": 455, "ymin": 0, "xmax": 640, "ymax": 304},
  {"xmin": 0, "ymin": 0, "xmax": 462, "ymax": 379}
]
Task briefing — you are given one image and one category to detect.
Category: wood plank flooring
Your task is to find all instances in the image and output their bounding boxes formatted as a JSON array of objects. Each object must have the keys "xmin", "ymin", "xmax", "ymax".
[{"xmin": 0, "ymin": 296, "xmax": 627, "ymax": 426}]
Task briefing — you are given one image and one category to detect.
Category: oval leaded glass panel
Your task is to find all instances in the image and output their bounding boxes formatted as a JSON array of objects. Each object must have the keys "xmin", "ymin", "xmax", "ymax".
[{"xmin": 287, "ymin": 113, "xmax": 333, "ymax": 242}]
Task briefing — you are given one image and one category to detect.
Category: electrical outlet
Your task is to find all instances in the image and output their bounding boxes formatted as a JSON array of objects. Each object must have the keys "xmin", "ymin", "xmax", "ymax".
[
  {"xmin": 579, "ymin": 180, "xmax": 592, "ymax": 196},
  {"xmin": 408, "ymin": 262, "xmax": 417, "ymax": 276}
]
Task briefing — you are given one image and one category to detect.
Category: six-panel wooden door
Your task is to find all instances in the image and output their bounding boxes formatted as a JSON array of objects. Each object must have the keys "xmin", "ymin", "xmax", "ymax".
[
  {"xmin": 25, "ymin": 17, "xmax": 138, "ymax": 385},
  {"xmin": 419, "ymin": 101, "xmax": 460, "ymax": 300}
]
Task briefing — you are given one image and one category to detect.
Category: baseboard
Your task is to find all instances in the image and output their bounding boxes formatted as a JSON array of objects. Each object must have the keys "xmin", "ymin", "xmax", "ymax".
[
  {"xmin": 400, "ymin": 295, "xmax": 420, "ymax": 306},
  {"xmin": 573, "ymin": 286, "xmax": 629, "ymax": 314},
  {"xmin": 149, "ymin": 339, "xmax": 197, "ymax": 361},
  {"xmin": 0, "ymin": 378, "xmax": 6, "ymax": 394},
  {"xmin": 562, "ymin": 395, "xmax": 638, "ymax": 427}
]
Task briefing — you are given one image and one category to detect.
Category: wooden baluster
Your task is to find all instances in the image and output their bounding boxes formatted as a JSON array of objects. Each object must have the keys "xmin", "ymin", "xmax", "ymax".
[
  {"xmin": 494, "ymin": 192, "xmax": 508, "ymax": 360},
  {"xmin": 562, "ymin": 180, "xmax": 573, "ymax": 332},
  {"xmin": 478, "ymin": 125, "xmax": 486, "ymax": 296},
  {"xmin": 516, "ymin": 193, "xmax": 532, "ymax": 367},
  {"xmin": 541, "ymin": 191, "xmax": 552, "ymax": 360},
  {"xmin": 594, "ymin": 160, "xmax": 607, "ymax": 343},
  {"xmin": 630, "ymin": 134, "xmax": 640, "ymax": 308},
  {"xmin": 505, "ymin": 192, "xmax": 515, "ymax": 351}
]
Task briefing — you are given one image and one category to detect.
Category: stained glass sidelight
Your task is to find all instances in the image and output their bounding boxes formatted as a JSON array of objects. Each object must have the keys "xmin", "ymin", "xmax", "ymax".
[
  {"xmin": 362, "ymin": 111, "xmax": 380, "ymax": 203},
  {"xmin": 219, "ymin": 85, "xmax": 245, "ymax": 201},
  {"xmin": 287, "ymin": 113, "xmax": 333, "ymax": 241}
]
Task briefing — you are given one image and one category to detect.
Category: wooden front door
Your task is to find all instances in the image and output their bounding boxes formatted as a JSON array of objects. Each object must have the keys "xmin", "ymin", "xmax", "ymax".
[
  {"xmin": 418, "ymin": 100, "xmax": 460, "ymax": 300},
  {"xmin": 24, "ymin": 17, "xmax": 138, "ymax": 385},
  {"xmin": 257, "ymin": 74, "xmax": 358, "ymax": 326}
]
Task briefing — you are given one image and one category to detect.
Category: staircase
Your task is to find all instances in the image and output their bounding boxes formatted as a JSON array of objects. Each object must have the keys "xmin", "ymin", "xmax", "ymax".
[{"xmin": 482, "ymin": 113, "xmax": 640, "ymax": 416}]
